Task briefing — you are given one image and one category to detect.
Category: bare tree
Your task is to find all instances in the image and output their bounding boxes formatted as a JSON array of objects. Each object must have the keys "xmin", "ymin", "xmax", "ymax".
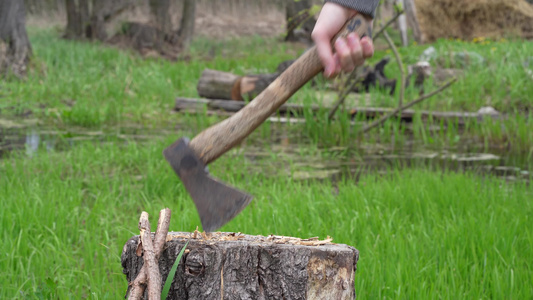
[
  {"xmin": 403, "ymin": 0, "xmax": 423, "ymax": 43},
  {"xmin": 149, "ymin": 0, "xmax": 172, "ymax": 34},
  {"xmin": 177, "ymin": 0, "xmax": 196, "ymax": 51},
  {"xmin": 285, "ymin": 0, "xmax": 316, "ymax": 44},
  {"xmin": 0, "ymin": 0, "xmax": 32, "ymax": 77},
  {"xmin": 64, "ymin": 0, "xmax": 136, "ymax": 41}
]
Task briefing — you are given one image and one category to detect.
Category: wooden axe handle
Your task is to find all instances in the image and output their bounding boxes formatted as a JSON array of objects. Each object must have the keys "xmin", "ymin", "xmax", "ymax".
[{"xmin": 190, "ymin": 14, "xmax": 372, "ymax": 165}]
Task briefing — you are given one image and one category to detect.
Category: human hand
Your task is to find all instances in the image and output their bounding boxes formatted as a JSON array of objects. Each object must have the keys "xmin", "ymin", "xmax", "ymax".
[{"xmin": 311, "ymin": 2, "xmax": 374, "ymax": 78}]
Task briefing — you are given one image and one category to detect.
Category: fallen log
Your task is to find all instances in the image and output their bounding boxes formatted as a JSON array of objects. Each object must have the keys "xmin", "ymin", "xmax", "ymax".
[
  {"xmin": 196, "ymin": 69, "xmax": 279, "ymax": 101},
  {"xmin": 174, "ymin": 97, "xmax": 503, "ymax": 124},
  {"xmin": 196, "ymin": 69, "xmax": 242, "ymax": 100},
  {"xmin": 122, "ymin": 232, "xmax": 359, "ymax": 299},
  {"xmin": 196, "ymin": 58, "xmax": 397, "ymax": 102}
]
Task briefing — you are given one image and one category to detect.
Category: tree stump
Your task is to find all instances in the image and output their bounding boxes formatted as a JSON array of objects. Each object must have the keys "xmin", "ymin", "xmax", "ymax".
[{"xmin": 122, "ymin": 232, "xmax": 359, "ymax": 299}]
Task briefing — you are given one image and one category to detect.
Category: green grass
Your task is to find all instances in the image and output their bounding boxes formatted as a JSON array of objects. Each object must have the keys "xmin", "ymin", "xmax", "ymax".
[
  {"xmin": 369, "ymin": 37, "xmax": 533, "ymax": 112},
  {"xmin": 0, "ymin": 137, "xmax": 531, "ymax": 298},
  {"xmin": 2, "ymin": 29, "xmax": 533, "ymax": 123},
  {"xmin": 1, "ymin": 27, "xmax": 532, "ymax": 299},
  {"xmin": 1, "ymin": 28, "xmax": 532, "ymax": 154},
  {"xmin": 0, "ymin": 29, "xmax": 300, "ymax": 127}
]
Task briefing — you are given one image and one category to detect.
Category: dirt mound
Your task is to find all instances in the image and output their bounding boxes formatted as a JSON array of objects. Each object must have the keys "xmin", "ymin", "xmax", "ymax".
[{"xmin": 415, "ymin": 0, "xmax": 533, "ymax": 41}]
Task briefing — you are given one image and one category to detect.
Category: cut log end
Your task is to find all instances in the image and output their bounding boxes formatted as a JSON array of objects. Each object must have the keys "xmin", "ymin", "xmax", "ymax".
[
  {"xmin": 197, "ymin": 69, "xmax": 242, "ymax": 100},
  {"xmin": 122, "ymin": 232, "xmax": 359, "ymax": 299}
]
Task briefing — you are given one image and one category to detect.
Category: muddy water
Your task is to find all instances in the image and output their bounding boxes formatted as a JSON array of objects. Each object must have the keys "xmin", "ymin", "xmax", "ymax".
[{"xmin": 1, "ymin": 125, "xmax": 530, "ymax": 182}]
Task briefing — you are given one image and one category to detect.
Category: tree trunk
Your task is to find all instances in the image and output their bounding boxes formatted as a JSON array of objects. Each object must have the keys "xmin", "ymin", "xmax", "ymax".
[
  {"xmin": 403, "ymin": 0, "xmax": 423, "ymax": 43},
  {"xmin": 66, "ymin": 0, "xmax": 89, "ymax": 38},
  {"xmin": 64, "ymin": 0, "xmax": 88, "ymax": 39},
  {"xmin": 90, "ymin": 0, "xmax": 107, "ymax": 41},
  {"xmin": 149, "ymin": 0, "xmax": 171, "ymax": 33},
  {"xmin": 396, "ymin": 0, "xmax": 409, "ymax": 46},
  {"xmin": 177, "ymin": 0, "xmax": 196, "ymax": 51},
  {"xmin": 285, "ymin": 0, "xmax": 315, "ymax": 44},
  {"xmin": 64, "ymin": 0, "xmax": 78, "ymax": 38},
  {"xmin": 148, "ymin": 0, "xmax": 170, "ymax": 52},
  {"xmin": 0, "ymin": 0, "xmax": 32, "ymax": 77},
  {"xmin": 78, "ymin": 0, "xmax": 90, "ymax": 35},
  {"xmin": 122, "ymin": 232, "xmax": 359, "ymax": 299},
  {"xmin": 64, "ymin": 0, "xmax": 136, "ymax": 40}
]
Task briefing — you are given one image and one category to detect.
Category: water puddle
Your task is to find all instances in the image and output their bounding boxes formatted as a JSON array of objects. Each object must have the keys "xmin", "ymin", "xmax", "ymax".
[
  {"xmin": 0, "ymin": 125, "xmax": 173, "ymax": 158},
  {"xmin": 242, "ymin": 144, "xmax": 531, "ymax": 183},
  {"xmin": 1, "ymin": 122, "xmax": 530, "ymax": 182}
]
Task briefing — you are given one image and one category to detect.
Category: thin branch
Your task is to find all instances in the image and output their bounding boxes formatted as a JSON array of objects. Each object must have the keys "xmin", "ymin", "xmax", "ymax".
[
  {"xmin": 359, "ymin": 78, "xmax": 457, "ymax": 133},
  {"xmin": 382, "ymin": 29, "xmax": 405, "ymax": 108},
  {"xmin": 128, "ymin": 209, "xmax": 171, "ymax": 300},
  {"xmin": 373, "ymin": 9, "xmax": 404, "ymax": 40},
  {"xmin": 327, "ymin": 68, "xmax": 367, "ymax": 120}
]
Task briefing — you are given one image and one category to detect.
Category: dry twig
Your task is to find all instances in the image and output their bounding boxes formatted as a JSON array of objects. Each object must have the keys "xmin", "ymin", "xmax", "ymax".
[
  {"xmin": 128, "ymin": 208, "xmax": 171, "ymax": 300},
  {"xmin": 139, "ymin": 212, "xmax": 161, "ymax": 300}
]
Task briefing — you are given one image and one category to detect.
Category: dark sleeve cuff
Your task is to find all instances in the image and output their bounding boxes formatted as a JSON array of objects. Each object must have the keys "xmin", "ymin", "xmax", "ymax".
[{"xmin": 324, "ymin": 0, "xmax": 380, "ymax": 18}]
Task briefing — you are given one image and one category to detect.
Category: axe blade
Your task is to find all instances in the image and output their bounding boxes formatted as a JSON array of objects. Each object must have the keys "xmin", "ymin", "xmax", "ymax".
[{"xmin": 163, "ymin": 138, "xmax": 253, "ymax": 232}]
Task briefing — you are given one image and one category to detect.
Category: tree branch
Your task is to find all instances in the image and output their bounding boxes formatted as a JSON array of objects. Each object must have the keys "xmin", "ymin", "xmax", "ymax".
[
  {"xmin": 382, "ymin": 29, "xmax": 405, "ymax": 108},
  {"xmin": 359, "ymin": 78, "xmax": 457, "ymax": 133},
  {"xmin": 328, "ymin": 68, "xmax": 367, "ymax": 120},
  {"xmin": 373, "ymin": 9, "xmax": 404, "ymax": 40}
]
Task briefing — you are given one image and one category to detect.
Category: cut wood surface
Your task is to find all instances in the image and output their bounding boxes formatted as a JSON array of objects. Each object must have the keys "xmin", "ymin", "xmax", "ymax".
[
  {"xmin": 122, "ymin": 231, "xmax": 359, "ymax": 299},
  {"xmin": 174, "ymin": 97, "xmax": 503, "ymax": 124}
]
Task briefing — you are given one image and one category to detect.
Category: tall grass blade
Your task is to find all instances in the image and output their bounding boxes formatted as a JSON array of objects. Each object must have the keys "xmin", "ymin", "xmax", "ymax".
[{"xmin": 161, "ymin": 241, "xmax": 189, "ymax": 299}]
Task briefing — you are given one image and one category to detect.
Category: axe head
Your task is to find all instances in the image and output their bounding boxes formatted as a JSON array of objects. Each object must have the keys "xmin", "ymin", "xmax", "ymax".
[{"xmin": 163, "ymin": 138, "xmax": 253, "ymax": 232}]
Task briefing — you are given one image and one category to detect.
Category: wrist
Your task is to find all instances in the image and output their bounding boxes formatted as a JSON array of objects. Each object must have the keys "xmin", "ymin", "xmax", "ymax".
[{"xmin": 323, "ymin": 2, "xmax": 357, "ymax": 20}]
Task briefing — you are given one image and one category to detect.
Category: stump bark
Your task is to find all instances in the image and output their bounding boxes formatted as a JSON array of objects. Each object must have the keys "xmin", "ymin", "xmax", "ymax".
[{"xmin": 122, "ymin": 232, "xmax": 359, "ymax": 299}]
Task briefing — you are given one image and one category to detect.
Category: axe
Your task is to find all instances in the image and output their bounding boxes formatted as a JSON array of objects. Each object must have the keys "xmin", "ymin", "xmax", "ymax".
[{"xmin": 164, "ymin": 14, "xmax": 371, "ymax": 232}]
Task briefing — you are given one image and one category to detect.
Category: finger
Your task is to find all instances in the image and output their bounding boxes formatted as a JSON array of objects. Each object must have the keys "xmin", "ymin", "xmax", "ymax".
[
  {"xmin": 346, "ymin": 32, "xmax": 364, "ymax": 67},
  {"xmin": 312, "ymin": 3, "xmax": 354, "ymax": 77},
  {"xmin": 333, "ymin": 53, "xmax": 342, "ymax": 74},
  {"xmin": 312, "ymin": 29, "xmax": 337, "ymax": 77},
  {"xmin": 360, "ymin": 36, "xmax": 375, "ymax": 59},
  {"xmin": 335, "ymin": 38, "xmax": 355, "ymax": 73}
]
